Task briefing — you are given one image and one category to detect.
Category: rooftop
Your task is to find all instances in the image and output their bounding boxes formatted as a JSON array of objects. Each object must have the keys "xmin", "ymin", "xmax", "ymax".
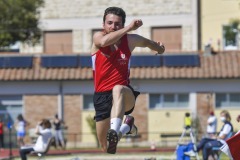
[{"xmin": 0, "ymin": 51, "xmax": 239, "ymax": 81}]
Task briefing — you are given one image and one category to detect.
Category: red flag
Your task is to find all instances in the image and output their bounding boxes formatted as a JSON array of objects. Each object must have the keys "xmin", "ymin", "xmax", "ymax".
[{"xmin": 221, "ymin": 131, "xmax": 240, "ymax": 160}]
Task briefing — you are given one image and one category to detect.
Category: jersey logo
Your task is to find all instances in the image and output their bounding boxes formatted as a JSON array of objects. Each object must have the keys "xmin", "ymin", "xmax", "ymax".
[
  {"xmin": 119, "ymin": 53, "xmax": 128, "ymax": 65},
  {"xmin": 121, "ymin": 53, "xmax": 126, "ymax": 59}
]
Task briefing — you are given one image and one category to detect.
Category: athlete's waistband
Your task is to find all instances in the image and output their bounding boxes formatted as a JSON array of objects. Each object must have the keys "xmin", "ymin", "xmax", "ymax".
[{"xmin": 94, "ymin": 90, "xmax": 112, "ymax": 95}]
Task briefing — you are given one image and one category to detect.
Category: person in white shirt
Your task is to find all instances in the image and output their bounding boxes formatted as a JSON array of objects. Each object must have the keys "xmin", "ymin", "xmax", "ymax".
[
  {"xmin": 19, "ymin": 119, "xmax": 52, "ymax": 160},
  {"xmin": 185, "ymin": 110, "xmax": 233, "ymax": 160},
  {"xmin": 207, "ymin": 111, "xmax": 217, "ymax": 137},
  {"xmin": 15, "ymin": 114, "xmax": 29, "ymax": 147}
]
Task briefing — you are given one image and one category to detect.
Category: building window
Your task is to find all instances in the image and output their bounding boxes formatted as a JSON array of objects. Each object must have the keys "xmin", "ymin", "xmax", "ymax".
[
  {"xmin": 152, "ymin": 27, "xmax": 182, "ymax": 52},
  {"xmin": 223, "ymin": 24, "xmax": 238, "ymax": 50},
  {"xmin": 216, "ymin": 93, "xmax": 240, "ymax": 108},
  {"xmin": 149, "ymin": 93, "xmax": 189, "ymax": 109},
  {"xmin": 83, "ymin": 95, "xmax": 94, "ymax": 110},
  {"xmin": 44, "ymin": 31, "xmax": 73, "ymax": 54},
  {"xmin": 0, "ymin": 96, "xmax": 23, "ymax": 125}
]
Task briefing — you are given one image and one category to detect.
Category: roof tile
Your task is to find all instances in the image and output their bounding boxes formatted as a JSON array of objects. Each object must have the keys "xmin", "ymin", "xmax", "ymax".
[{"xmin": 0, "ymin": 52, "xmax": 239, "ymax": 81}]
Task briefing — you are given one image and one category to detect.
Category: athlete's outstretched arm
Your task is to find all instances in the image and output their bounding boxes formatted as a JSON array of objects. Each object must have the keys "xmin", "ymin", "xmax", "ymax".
[
  {"xmin": 93, "ymin": 20, "xmax": 143, "ymax": 48},
  {"xmin": 128, "ymin": 34, "xmax": 165, "ymax": 54}
]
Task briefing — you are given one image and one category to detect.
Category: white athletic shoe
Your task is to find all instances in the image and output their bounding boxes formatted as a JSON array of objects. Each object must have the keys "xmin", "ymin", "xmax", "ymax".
[{"xmin": 184, "ymin": 150, "xmax": 196, "ymax": 157}]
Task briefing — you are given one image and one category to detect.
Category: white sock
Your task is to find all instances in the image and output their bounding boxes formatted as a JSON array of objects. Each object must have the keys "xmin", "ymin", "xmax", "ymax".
[
  {"xmin": 119, "ymin": 124, "xmax": 131, "ymax": 135},
  {"xmin": 110, "ymin": 118, "xmax": 122, "ymax": 133}
]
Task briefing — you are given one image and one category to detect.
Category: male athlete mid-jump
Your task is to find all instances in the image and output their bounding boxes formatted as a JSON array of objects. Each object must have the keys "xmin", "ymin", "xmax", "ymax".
[{"xmin": 91, "ymin": 6, "xmax": 165, "ymax": 154}]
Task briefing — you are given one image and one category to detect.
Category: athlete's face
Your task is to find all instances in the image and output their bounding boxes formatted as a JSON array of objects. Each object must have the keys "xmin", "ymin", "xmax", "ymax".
[{"xmin": 103, "ymin": 14, "xmax": 123, "ymax": 34}]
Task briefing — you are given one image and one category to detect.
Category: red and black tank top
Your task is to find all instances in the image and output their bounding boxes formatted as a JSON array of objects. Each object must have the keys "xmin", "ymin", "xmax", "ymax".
[{"xmin": 92, "ymin": 34, "xmax": 131, "ymax": 92}]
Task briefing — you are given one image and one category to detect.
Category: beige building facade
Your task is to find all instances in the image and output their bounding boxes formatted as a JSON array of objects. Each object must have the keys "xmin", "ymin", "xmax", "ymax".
[
  {"xmin": 201, "ymin": 0, "xmax": 240, "ymax": 51},
  {"xmin": 21, "ymin": 0, "xmax": 198, "ymax": 53}
]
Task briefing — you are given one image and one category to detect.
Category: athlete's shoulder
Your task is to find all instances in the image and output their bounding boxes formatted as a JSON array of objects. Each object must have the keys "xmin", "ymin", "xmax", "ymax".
[
  {"xmin": 92, "ymin": 31, "xmax": 105, "ymax": 54},
  {"xmin": 93, "ymin": 31, "xmax": 106, "ymax": 46},
  {"xmin": 93, "ymin": 31, "xmax": 104, "ymax": 37}
]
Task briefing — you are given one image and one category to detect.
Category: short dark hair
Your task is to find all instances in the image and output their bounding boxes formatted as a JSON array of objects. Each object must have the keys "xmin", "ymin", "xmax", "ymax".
[
  {"xmin": 17, "ymin": 114, "xmax": 24, "ymax": 121},
  {"xmin": 42, "ymin": 119, "xmax": 51, "ymax": 129},
  {"xmin": 103, "ymin": 7, "xmax": 126, "ymax": 25}
]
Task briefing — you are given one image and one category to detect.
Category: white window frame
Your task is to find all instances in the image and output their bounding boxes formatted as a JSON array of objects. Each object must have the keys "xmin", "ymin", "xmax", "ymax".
[
  {"xmin": 215, "ymin": 93, "xmax": 240, "ymax": 108},
  {"xmin": 0, "ymin": 95, "xmax": 23, "ymax": 125},
  {"xmin": 149, "ymin": 93, "xmax": 189, "ymax": 109},
  {"xmin": 223, "ymin": 25, "xmax": 238, "ymax": 51}
]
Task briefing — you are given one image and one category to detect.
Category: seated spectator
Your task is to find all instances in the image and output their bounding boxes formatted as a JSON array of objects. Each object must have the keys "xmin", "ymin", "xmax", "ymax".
[
  {"xmin": 184, "ymin": 110, "xmax": 233, "ymax": 160},
  {"xmin": 19, "ymin": 119, "xmax": 52, "ymax": 160},
  {"xmin": 220, "ymin": 114, "xmax": 240, "ymax": 159}
]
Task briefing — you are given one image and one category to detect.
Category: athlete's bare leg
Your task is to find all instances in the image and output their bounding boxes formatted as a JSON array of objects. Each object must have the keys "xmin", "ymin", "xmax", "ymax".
[
  {"xmin": 96, "ymin": 85, "xmax": 136, "ymax": 153},
  {"xmin": 96, "ymin": 118, "xmax": 110, "ymax": 152},
  {"xmin": 106, "ymin": 85, "xmax": 136, "ymax": 153},
  {"xmin": 111, "ymin": 85, "xmax": 135, "ymax": 119}
]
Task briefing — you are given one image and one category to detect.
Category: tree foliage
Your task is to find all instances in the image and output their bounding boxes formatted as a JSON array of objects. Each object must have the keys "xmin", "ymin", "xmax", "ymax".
[{"xmin": 0, "ymin": 0, "xmax": 44, "ymax": 48}]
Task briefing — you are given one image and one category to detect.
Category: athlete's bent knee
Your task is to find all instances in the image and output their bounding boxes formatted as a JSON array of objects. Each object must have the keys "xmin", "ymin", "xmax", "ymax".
[{"xmin": 112, "ymin": 85, "xmax": 125, "ymax": 94}]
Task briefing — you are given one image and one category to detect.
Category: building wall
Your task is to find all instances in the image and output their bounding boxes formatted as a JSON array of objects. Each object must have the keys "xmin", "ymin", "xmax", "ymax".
[
  {"xmin": 64, "ymin": 95, "xmax": 82, "ymax": 142},
  {"xmin": 24, "ymin": 95, "xmax": 58, "ymax": 143},
  {"xmin": 148, "ymin": 92, "xmax": 197, "ymax": 142},
  {"xmin": 196, "ymin": 93, "xmax": 213, "ymax": 137},
  {"xmin": 201, "ymin": 0, "xmax": 240, "ymax": 50},
  {"xmin": 148, "ymin": 109, "xmax": 190, "ymax": 141},
  {"xmin": 132, "ymin": 93, "xmax": 148, "ymax": 141},
  {"xmin": 24, "ymin": 95, "xmax": 58, "ymax": 127},
  {"xmin": 2, "ymin": 78, "xmax": 240, "ymax": 146},
  {"xmin": 40, "ymin": 0, "xmax": 193, "ymax": 19},
  {"xmin": 20, "ymin": 0, "xmax": 198, "ymax": 53}
]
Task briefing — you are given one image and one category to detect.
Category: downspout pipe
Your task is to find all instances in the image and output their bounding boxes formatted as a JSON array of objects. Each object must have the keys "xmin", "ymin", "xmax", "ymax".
[{"xmin": 58, "ymin": 81, "xmax": 64, "ymax": 121}]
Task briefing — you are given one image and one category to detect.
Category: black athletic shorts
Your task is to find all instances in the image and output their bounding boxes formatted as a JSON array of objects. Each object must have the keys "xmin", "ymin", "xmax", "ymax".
[{"xmin": 93, "ymin": 85, "xmax": 140, "ymax": 122}]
